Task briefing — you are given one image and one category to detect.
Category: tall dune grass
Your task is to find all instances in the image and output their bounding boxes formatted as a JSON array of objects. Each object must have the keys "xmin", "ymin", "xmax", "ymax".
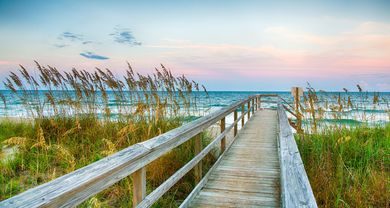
[
  {"xmin": 296, "ymin": 125, "xmax": 389, "ymax": 207},
  {"xmin": 295, "ymin": 84, "xmax": 390, "ymax": 133},
  {"xmin": 294, "ymin": 84, "xmax": 389, "ymax": 207},
  {"xmin": 1, "ymin": 61, "xmax": 209, "ymax": 120},
  {"xmin": 0, "ymin": 62, "xmax": 214, "ymax": 207}
]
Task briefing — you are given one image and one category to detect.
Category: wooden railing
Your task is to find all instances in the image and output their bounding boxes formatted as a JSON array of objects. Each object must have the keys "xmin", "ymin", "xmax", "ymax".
[
  {"xmin": 0, "ymin": 94, "xmax": 316, "ymax": 208},
  {"xmin": 0, "ymin": 95, "xmax": 263, "ymax": 208},
  {"xmin": 277, "ymin": 104, "xmax": 317, "ymax": 208},
  {"xmin": 278, "ymin": 96, "xmax": 304, "ymax": 133}
]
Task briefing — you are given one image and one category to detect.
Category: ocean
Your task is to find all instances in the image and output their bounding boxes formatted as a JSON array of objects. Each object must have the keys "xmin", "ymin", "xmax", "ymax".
[{"xmin": 0, "ymin": 90, "xmax": 389, "ymax": 127}]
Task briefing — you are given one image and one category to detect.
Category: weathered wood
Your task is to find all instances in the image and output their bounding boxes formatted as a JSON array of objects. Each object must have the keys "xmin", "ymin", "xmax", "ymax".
[
  {"xmin": 180, "ymin": 111, "xmax": 249, "ymax": 208},
  {"xmin": 277, "ymin": 104, "xmax": 317, "ymax": 208},
  {"xmin": 241, "ymin": 105, "xmax": 245, "ymax": 127},
  {"xmin": 291, "ymin": 87, "xmax": 303, "ymax": 97},
  {"xmin": 132, "ymin": 167, "xmax": 146, "ymax": 207},
  {"xmin": 260, "ymin": 94, "xmax": 279, "ymax": 97},
  {"xmin": 248, "ymin": 101, "xmax": 251, "ymax": 119},
  {"xmin": 179, "ymin": 140, "xmax": 231, "ymax": 208},
  {"xmin": 186, "ymin": 110, "xmax": 281, "ymax": 208},
  {"xmin": 282, "ymin": 104, "xmax": 298, "ymax": 118},
  {"xmin": 194, "ymin": 134, "xmax": 202, "ymax": 183},
  {"xmin": 137, "ymin": 112, "xmax": 246, "ymax": 208},
  {"xmin": 252, "ymin": 98, "xmax": 255, "ymax": 114},
  {"xmin": 0, "ymin": 94, "xmax": 316, "ymax": 208},
  {"xmin": 257, "ymin": 94, "xmax": 279, "ymax": 110},
  {"xmin": 233, "ymin": 110, "xmax": 238, "ymax": 137},
  {"xmin": 259, "ymin": 95, "xmax": 262, "ymax": 109},
  {"xmin": 292, "ymin": 87, "xmax": 304, "ymax": 133},
  {"xmin": 1, "ymin": 144, "xmax": 150, "ymax": 208},
  {"xmin": 278, "ymin": 96, "xmax": 295, "ymax": 110},
  {"xmin": 191, "ymin": 193, "xmax": 279, "ymax": 207},
  {"xmin": 254, "ymin": 96, "xmax": 257, "ymax": 110},
  {"xmin": 220, "ymin": 117, "xmax": 226, "ymax": 153},
  {"xmin": 0, "ymin": 97, "xmax": 255, "ymax": 208}
]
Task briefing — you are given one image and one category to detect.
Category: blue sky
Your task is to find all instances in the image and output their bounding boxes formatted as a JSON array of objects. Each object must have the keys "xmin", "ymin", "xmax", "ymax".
[{"xmin": 0, "ymin": 0, "xmax": 389, "ymax": 91}]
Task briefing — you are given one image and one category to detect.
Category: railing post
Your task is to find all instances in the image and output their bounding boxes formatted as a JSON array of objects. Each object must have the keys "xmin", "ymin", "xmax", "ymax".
[
  {"xmin": 252, "ymin": 98, "xmax": 255, "ymax": 114},
  {"xmin": 292, "ymin": 87, "xmax": 304, "ymax": 134},
  {"xmin": 258, "ymin": 96, "xmax": 261, "ymax": 109},
  {"xmin": 220, "ymin": 117, "xmax": 226, "ymax": 153},
  {"xmin": 132, "ymin": 167, "xmax": 146, "ymax": 207},
  {"xmin": 241, "ymin": 105, "xmax": 245, "ymax": 127},
  {"xmin": 247, "ymin": 101, "xmax": 251, "ymax": 119},
  {"xmin": 255, "ymin": 96, "xmax": 258, "ymax": 111},
  {"xmin": 194, "ymin": 134, "xmax": 202, "ymax": 183},
  {"xmin": 234, "ymin": 110, "xmax": 238, "ymax": 137},
  {"xmin": 295, "ymin": 89, "xmax": 302, "ymax": 133}
]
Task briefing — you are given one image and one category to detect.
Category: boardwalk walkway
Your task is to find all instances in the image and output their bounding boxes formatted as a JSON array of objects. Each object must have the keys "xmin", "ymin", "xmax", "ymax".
[
  {"xmin": 189, "ymin": 109, "xmax": 280, "ymax": 207},
  {"xmin": 0, "ymin": 95, "xmax": 317, "ymax": 208}
]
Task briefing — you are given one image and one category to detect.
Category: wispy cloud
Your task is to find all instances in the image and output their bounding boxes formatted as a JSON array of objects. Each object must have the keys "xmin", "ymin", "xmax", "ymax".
[
  {"xmin": 55, "ymin": 32, "xmax": 96, "ymax": 48},
  {"xmin": 82, "ymin": 41, "xmax": 93, "ymax": 45},
  {"xmin": 53, "ymin": 44, "xmax": 69, "ymax": 48},
  {"xmin": 80, "ymin": 52, "xmax": 109, "ymax": 60},
  {"xmin": 59, "ymin": 32, "xmax": 83, "ymax": 42},
  {"xmin": 110, "ymin": 27, "xmax": 142, "ymax": 46}
]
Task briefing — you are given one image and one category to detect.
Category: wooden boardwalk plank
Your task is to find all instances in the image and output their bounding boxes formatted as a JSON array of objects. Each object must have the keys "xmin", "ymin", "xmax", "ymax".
[{"xmin": 189, "ymin": 109, "xmax": 280, "ymax": 208}]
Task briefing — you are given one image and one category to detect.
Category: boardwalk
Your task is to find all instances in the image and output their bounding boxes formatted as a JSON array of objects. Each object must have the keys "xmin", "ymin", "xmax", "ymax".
[
  {"xmin": 0, "ymin": 95, "xmax": 317, "ymax": 208},
  {"xmin": 189, "ymin": 110, "xmax": 280, "ymax": 207}
]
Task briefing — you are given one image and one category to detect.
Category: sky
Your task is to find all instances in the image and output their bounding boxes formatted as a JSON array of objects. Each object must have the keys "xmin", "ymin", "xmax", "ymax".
[{"xmin": 0, "ymin": 0, "xmax": 389, "ymax": 91}]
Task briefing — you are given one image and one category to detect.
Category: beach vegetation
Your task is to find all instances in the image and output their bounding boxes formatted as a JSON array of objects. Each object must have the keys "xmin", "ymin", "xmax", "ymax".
[
  {"xmin": 0, "ymin": 62, "xmax": 214, "ymax": 207},
  {"xmin": 293, "ymin": 84, "xmax": 389, "ymax": 207},
  {"xmin": 296, "ymin": 124, "xmax": 389, "ymax": 207}
]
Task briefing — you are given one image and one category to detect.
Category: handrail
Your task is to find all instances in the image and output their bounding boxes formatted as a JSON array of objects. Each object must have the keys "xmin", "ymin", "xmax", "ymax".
[
  {"xmin": 138, "ymin": 106, "xmax": 249, "ymax": 207},
  {"xmin": 278, "ymin": 96, "xmax": 303, "ymax": 118},
  {"xmin": 1, "ymin": 94, "xmax": 313, "ymax": 208},
  {"xmin": 0, "ymin": 95, "xmax": 260, "ymax": 208},
  {"xmin": 282, "ymin": 104, "xmax": 298, "ymax": 118},
  {"xmin": 277, "ymin": 95, "xmax": 304, "ymax": 133},
  {"xmin": 257, "ymin": 94, "xmax": 278, "ymax": 109},
  {"xmin": 277, "ymin": 104, "xmax": 317, "ymax": 208},
  {"xmin": 179, "ymin": 112, "xmax": 247, "ymax": 208},
  {"xmin": 278, "ymin": 96, "xmax": 294, "ymax": 111}
]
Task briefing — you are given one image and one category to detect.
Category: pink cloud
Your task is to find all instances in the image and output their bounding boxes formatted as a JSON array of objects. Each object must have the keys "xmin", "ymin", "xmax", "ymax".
[
  {"xmin": 0, "ymin": 60, "xmax": 13, "ymax": 65},
  {"xmin": 3, "ymin": 20, "xmax": 388, "ymax": 91},
  {"xmin": 144, "ymin": 21, "xmax": 390, "ymax": 82}
]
